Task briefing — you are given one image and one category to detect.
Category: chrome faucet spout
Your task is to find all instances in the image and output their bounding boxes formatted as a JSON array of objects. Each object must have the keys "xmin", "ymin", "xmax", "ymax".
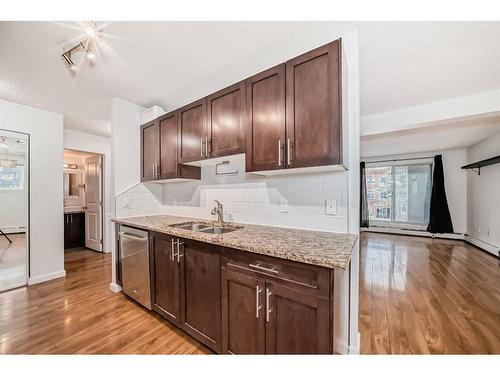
[{"xmin": 211, "ymin": 200, "xmax": 224, "ymax": 223}]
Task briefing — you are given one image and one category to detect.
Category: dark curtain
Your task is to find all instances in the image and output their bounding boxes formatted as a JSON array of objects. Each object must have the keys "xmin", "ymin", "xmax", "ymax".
[
  {"xmin": 427, "ymin": 155, "xmax": 454, "ymax": 233},
  {"xmin": 360, "ymin": 161, "xmax": 369, "ymax": 228}
]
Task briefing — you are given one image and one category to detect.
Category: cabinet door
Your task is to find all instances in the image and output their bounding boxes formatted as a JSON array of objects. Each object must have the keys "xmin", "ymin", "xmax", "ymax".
[
  {"xmin": 285, "ymin": 40, "xmax": 342, "ymax": 168},
  {"xmin": 178, "ymin": 99, "xmax": 206, "ymax": 163},
  {"xmin": 245, "ymin": 64, "xmax": 286, "ymax": 172},
  {"xmin": 207, "ymin": 82, "xmax": 246, "ymax": 158},
  {"xmin": 140, "ymin": 121, "xmax": 160, "ymax": 181},
  {"xmin": 159, "ymin": 112, "xmax": 179, "ymax": 179},
  {"xmin": 71, "ymin": 213, "xmax": 85, "ymax": 246},
  {"xmin": 180, "ymin": 240, "xmax": 222, "ymax": 352},
  {"xmin": 265, "ymin": 282, "xmax": 330, "ymax": 354},
  {"xmin": 221, "ymin": 265, "xmax": 266, "ymax": 354},
  {"xmin": 150, "ymin": 232, "xmax": 181, "ymax": 326}
]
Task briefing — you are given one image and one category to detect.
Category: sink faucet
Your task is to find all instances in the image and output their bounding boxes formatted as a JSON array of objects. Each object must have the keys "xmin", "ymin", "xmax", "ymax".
[{"xmin": 211, "ymin": 200, "xmax": 224, "ymax": 223}]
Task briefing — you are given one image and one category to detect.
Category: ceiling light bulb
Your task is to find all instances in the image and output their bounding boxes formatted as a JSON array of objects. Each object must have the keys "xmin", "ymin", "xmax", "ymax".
[
  {"xmin": 69, "ymin": 64, "xmax": 79, "ymax": 72},
  {"xmin": 86, "ymin": 51, "xmax": 96, "ymax": 61},
  {"xmin": 85, "ymin": 26, "xmax": 96, "ymax": 39}
]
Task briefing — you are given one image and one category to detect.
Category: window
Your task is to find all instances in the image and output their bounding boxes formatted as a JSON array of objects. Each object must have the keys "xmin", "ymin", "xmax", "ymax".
[
  {"xmin": 366, "ymin": 162, "xmax": 432, "ymax": 226},
  {"xmin": 0, "ymin": 160, "xmax": 25, "ymax": 190}
]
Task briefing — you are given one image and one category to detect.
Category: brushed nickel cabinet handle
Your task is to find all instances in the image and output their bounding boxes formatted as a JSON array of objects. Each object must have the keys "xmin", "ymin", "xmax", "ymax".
[
  {"xmin": 255, "ymin": 285, "xmax": 262, "ymax": 318},
  {"xmin": 287, "ymin": 138, "xmax": 291, "ymax": 166},
  {"xmin": 266, "ymin": 288, "xmax": 272, "ymax": 323},
  {"xmin": 205, "ymin": 136, "xmax": 210, "ymax": 158},
  {"xmin": 249, "ymin": 263, "xmax": 279, "ymax": 275},
  {"xmin": 176, "ymin": 240, "xmax": 184, "ymax": 263},
  {"xmin": 278, "ymin": 139, "xmax": 282, "ymax": 167},
  {"xmin": 171, "ymin": 238, "xmax": 175, "ymax": 261}
]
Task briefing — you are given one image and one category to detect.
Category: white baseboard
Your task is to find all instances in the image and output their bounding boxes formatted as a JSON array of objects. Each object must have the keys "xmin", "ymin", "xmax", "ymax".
[
  {"xmin": 465, "ymin": 235, "xmax": 499, "ymax": 256},
  {"xmin": 109, "ymin": 282, "xmax": 122, "ymax": 293},
  {"xmin": 28, "ymin": 270, "xmax": 66, "ymax": 285},
  {"xmin": 362, "ymin": 227, "xmax": 464, "ymax": 240}
]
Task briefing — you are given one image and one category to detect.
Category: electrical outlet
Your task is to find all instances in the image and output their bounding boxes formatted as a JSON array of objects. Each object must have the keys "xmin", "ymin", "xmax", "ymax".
[
  {"xmin": 325, "ymin": 199, "xmax": 337, "ymax": 215},
  {"xmin": 123, "ymin": 197, "xmax": 130, "ymax": 208},
  {"xmin": 280, "ymin": 199, "xmax": 288, "ymax": 213}
]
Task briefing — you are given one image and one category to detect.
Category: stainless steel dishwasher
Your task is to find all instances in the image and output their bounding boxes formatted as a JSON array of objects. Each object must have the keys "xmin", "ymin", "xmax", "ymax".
[{"xmin": 118, "ymin": 225, "xmax": 151, "ymax": 309}]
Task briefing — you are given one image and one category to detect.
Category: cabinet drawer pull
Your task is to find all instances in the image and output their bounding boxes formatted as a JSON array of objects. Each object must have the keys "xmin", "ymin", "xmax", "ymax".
[
  {"xmin": 266, "ymin": 288, "xmax": 272, "ymax": 323},
  {"xmin": 205, "ymin": 136, "xmax": 210, "ymax": 158},
  {"xmin": 287, "ymin": 138, "xmax": 292, "ymax": 166},
  {"xmin": 170, "ymin": 238, "xmax": 175, "ymax": 261},
  {"xmin": 255, "ymin": 285, "xmax": 262, "ymax": 318},
  {"xmin": 248, "ymin": 263, "xmax": 278, "ymax": 275},
  {"xmin": 176, "ymin": 240, "xmax": 184, "ymax": 262}
]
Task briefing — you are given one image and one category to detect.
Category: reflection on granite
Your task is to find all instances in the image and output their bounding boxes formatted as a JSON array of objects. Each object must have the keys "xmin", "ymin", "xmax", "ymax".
[{"xmin": 113, "ymin": 215, "xmax": 358, "ymax": 270}]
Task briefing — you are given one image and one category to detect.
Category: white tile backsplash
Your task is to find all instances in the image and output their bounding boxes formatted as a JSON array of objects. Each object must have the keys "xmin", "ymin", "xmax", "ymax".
[{"xmin": 114, "ymin": 154, "xmax": 350, "ymax": 233}]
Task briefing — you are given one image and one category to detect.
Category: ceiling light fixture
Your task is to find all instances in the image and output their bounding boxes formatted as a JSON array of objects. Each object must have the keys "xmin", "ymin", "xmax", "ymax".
[{"xmin": 61, "ymin": 21, "xmax": 102, "ymax": 73}]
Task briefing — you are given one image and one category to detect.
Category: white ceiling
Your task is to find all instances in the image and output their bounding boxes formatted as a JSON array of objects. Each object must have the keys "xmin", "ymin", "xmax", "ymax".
[
  {"xmin": 361, "ymin": 116, "xmax": 500, "ymax": 158},
  {"xmin": 1, "ymin": 21, "xmax": 499, "ymax": 137}
]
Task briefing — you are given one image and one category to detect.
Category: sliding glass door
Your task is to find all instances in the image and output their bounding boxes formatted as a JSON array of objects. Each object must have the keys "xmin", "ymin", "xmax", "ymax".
[{"xmin": 366, "ymin": 161, "xmax": 432, "ymax": 228}]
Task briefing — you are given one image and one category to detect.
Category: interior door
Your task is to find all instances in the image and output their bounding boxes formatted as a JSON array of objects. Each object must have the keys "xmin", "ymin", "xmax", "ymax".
[
  {"xmin": 178, "ymin": 99, "xmax": 206, "ymax": 163},
  {"xmin": 159, "ymin": 112, "xmax": 179, "ymax": 179},
  {"xmin": 84, "ymin": 155, "xmax": 102, "ymax": 251},
  {"xmin": 285, "ymin": 40, "xmax": 342, "ymax": 168},
  {"xmin": 245, "ymin": 64, "xmax": 286, "ymax": 172},
  {"xmin": 140, "ymin": 121, "xmax": 159, "ymax": 181},
  {"xmin": 221, "ymin": 265, "xmax": 266, "ymax": 354},
  {"xmin": 207, "ymin": 82, "xmax": 246, "ymax": 158}
]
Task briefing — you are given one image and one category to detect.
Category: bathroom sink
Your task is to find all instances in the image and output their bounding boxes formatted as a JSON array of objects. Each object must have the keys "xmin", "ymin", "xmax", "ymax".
[{"xmin": 171, "ymin": 221, "xmax": 242, "ymax": 234}]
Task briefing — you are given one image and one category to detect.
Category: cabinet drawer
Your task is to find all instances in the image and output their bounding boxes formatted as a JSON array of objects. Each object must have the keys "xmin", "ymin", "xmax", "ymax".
[{"xmin": 223, "ymin": 249, "xmax": 330, "ymax": 298}]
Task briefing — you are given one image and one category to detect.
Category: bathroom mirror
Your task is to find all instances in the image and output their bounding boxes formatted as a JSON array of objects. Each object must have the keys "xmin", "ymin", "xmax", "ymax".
[{"xmin": 63, "ymin": 172, "xmax": 81, "ymax": 197}]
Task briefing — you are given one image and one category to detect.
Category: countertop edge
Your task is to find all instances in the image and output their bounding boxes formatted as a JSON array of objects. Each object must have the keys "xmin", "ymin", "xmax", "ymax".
[{"xmin": 112, "ymin": 216, "xmax": 358, "ymax": 271}]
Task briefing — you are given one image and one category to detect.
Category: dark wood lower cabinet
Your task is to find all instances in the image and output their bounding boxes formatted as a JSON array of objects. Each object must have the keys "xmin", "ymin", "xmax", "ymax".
[
  {"xmin": 221, "ymin": 268, "xmax": 266, "ymax": 354},
  {"xmin": 64, "ymin": 212, "xmax": 85, "ymax": 248},
  {"xmin": 180, "ymin": 240, "xmax": 222, "ymax": 352},
  {"xmin": 150, "ymin": 232, "xmax": 181, "ymax": 325},
  {"xmin": 147, "ymin": 230, "xmax": 335, "ymax": 354}
]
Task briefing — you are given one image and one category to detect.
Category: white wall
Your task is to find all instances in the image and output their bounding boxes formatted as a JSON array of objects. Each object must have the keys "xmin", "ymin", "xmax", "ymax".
[
  {"xmin": 0, "ymin": 99, "xmax": 65, "ymax": 284},
  {"xmin": 362, "ymin": 144, "xmax": 468, "ymax": 234},
  {"xmin": 63, "ymin": 129, "xmax": 113, "ymax": 253},
  {"xmin": 466, "ymin": 131, "xmax": 500, "ymax": 254},
  {"xmin": 0, "ymin": 153, "xmax": 27, "ymax": 232}
]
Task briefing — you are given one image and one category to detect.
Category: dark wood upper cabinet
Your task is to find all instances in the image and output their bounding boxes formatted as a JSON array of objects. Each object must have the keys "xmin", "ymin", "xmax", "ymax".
[
  {"xmin": 150, "ymin": 232, "xmax": 181, "ymax": 326},
  {"xmin": 140, "ymin": 121, "xmax": 160, "ymax": 181},
  {"xmin": 221, "ymin": 266, "xmax": 266, "ymax": 354},
  {"xmin": 265, "ymin": 282, "xmax": 330, "ymax": 354},
  {"xmin": 158, "ymin": 112, "xmax": 179, "ymax": 179},
  {"xmin": 285, "ymin": 40, "xmax": 342, "ymax": 168},
  {"xmin": 245, "ymin": 64, "xmax": 286, "ymax": 172},
  {"xmin": 180, "ymin": 240, "xmax": 222, "ymax": 352},
  {"xmin": 206, "ymin": 82, "xmax": 246, "ymax": 158},
  {"xmin": 159, "ymin": 112, "xmax": 201, "ymax": 181},
  {"xmin": 178, "ymin": 99, "xmax": 207, "ymax": 164}
]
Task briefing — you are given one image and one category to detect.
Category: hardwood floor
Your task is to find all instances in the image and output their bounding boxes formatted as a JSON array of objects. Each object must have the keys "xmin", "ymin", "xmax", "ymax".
[
  {"xmin": 2, "ymin": 235, "xmax": 499, "ymax": 354},
  {"xmin": 359, "ymin": 232, "xmax": 500, "ymax": 354},
  {"xmin": 0, "ymin": 247, "xmax": 211, "ymax": 354}
]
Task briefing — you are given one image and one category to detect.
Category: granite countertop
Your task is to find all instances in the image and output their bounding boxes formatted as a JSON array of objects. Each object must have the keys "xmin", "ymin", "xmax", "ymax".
[
  {"xmin": 64, "ymin": 207, "xmax": 85, "ymax": 214},
  {"xmin": 113, "ymin": 215, "xmax": 358, "ymax": 270}
]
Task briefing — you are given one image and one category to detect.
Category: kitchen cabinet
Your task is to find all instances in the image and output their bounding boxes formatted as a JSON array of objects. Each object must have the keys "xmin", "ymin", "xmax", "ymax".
[
  {"xmin": 140, "ymin": 113, "xmax": 200, "ymax": 182},
  {"xmin": 64, "ymin": 212, "xmax": 85, "ymax": 248},
  {"xmin": 246, "ymin": 40, "xmax": 342, "ymax": 173},
  {"xmin": 206, "ymin": 82, "xmax": 246, "ymax": 158},
  {"xmin": 221, "ymin": 250, "xmax": 331, "ymax": 354},
  {"xmin": 150, "ymin": 232, "xmax": 181, "ymax": 325},
  {"xmin": 178, "ymin": 99, "xmax": 207, "ymax": 163},
  {"xmin": 140, "ymin": 121, "xmax": 159, "ymax": 181},
  {"xmin": 180, "ymin": 239, "xmax": 222, "ymax": 352},
  {"xmin": 285, "ymin": 40, "xmax": 342, "ymax": 168},
  {"xmin": 146, "ymin": 228, "xmax": 335, "ymax": 354},
  {"xmin": 158, "ymin": 112, "xmax": 201, "ymax": 181},
  {"xmin": 245, "ymin": 64, "xmax": 286, "ymax": 172}
]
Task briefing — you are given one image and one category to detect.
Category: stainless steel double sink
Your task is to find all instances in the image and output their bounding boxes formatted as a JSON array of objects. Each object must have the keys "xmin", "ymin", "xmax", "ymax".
[{"xmin": 171, "ymin": 221, "xmax": 242, "ymax": 234}]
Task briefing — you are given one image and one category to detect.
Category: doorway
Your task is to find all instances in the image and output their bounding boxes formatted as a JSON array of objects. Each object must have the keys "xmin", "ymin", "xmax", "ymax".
[
  {"xmin": 63, "ymin": 149, "xmax": 104, "ymax": 253},
  {"xmin": 0, "ymin": 129, "xmax": 29, "ymax": 292}
]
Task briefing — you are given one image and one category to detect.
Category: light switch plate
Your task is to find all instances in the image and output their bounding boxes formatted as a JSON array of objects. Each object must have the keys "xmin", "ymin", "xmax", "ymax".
[
  {"xmin": 325, "ymin": 199, "xmax": 337, "ymax": 215},
  {"xmin": 280, "ymin": 198, "xmax": 288, "ymax": 213}
]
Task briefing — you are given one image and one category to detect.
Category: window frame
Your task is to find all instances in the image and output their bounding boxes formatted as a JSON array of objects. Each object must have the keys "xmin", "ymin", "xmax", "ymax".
[
  {"xmin": 0, "ymin": 162, "xmax": 25, "ymax": 191},
  {"xmin": 366, "ymin": 159, "xmax": 433, "ymax": 229}
]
